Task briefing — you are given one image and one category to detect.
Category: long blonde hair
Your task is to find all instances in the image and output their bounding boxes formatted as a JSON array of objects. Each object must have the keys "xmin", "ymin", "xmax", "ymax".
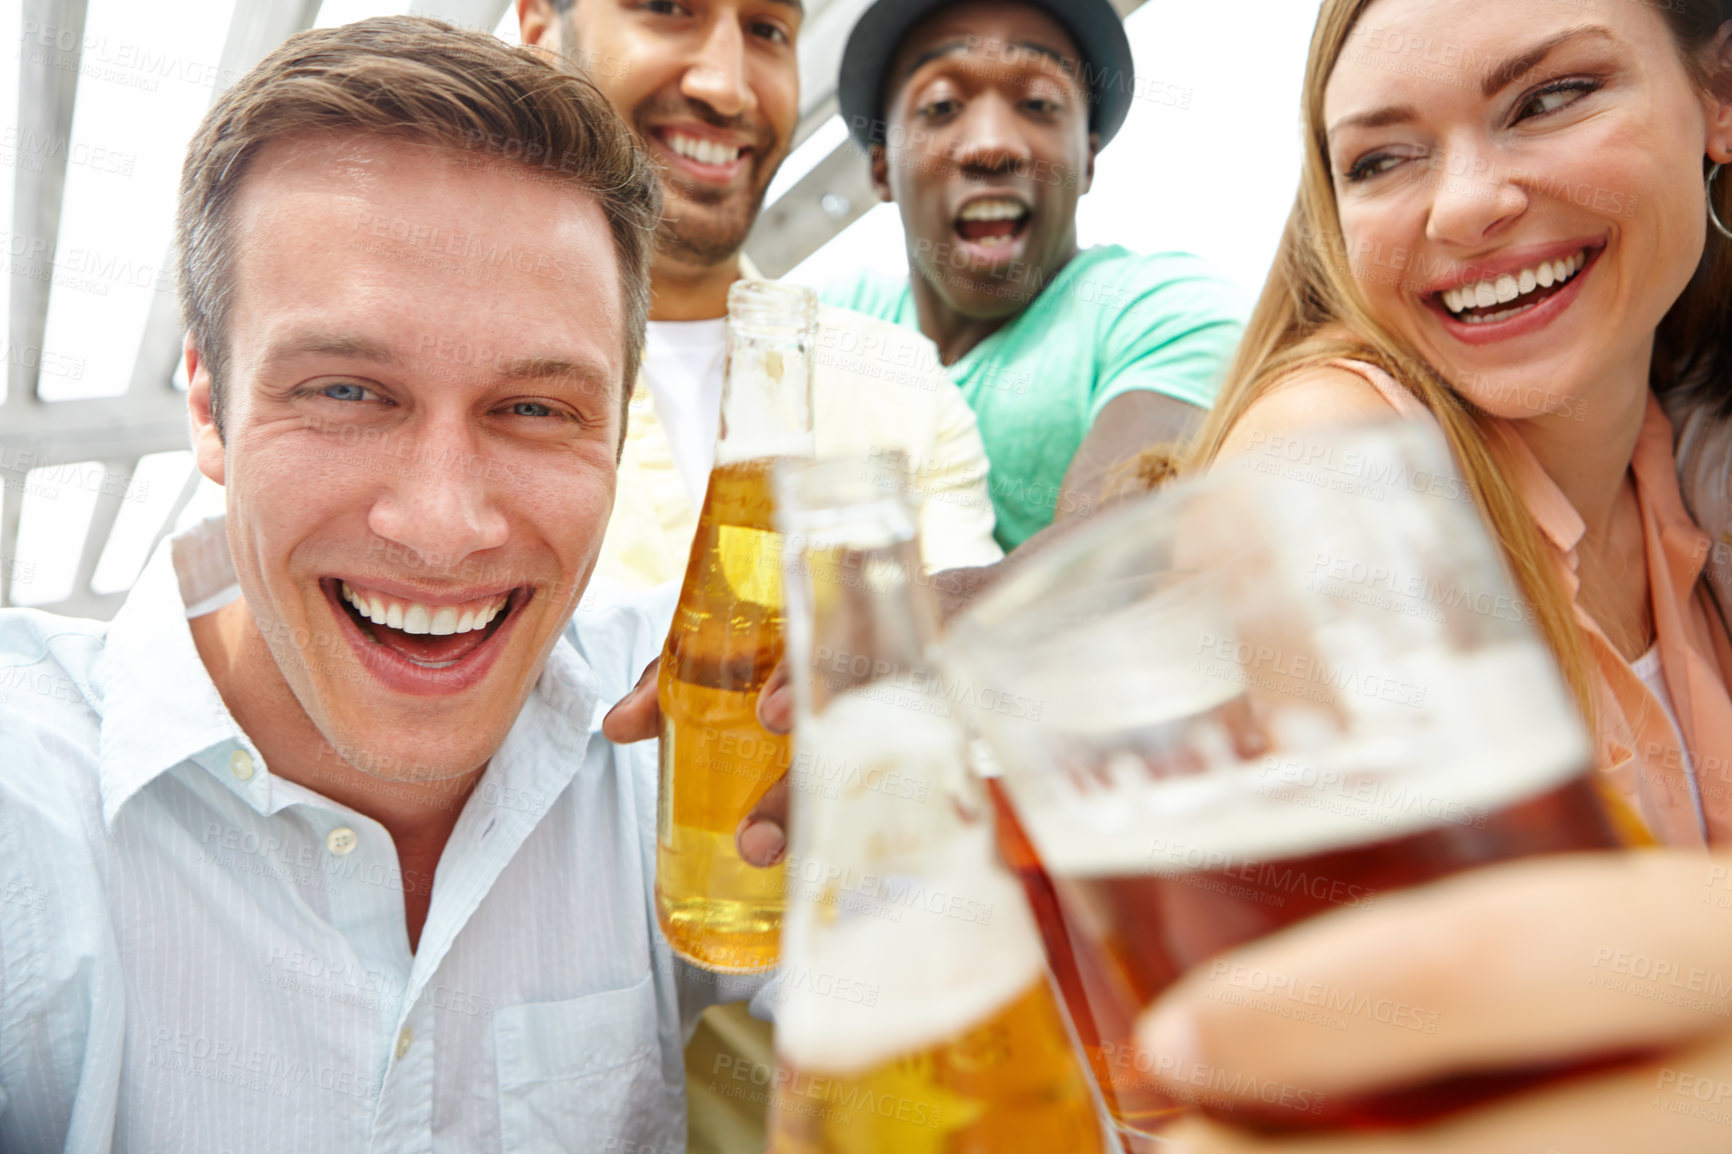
[{"xmin": 1151, "ymin": 0, "xmax": 1732, "ymax": 720}]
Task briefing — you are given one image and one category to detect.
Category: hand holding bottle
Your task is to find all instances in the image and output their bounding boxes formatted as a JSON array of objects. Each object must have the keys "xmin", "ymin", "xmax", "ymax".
[{"xmin": 605, "ymin": 655, "xmax": 791, "ymax": 868}]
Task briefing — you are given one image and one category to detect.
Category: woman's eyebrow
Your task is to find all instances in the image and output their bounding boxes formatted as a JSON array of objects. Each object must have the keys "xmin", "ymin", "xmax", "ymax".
[
  {"xmin": 1327, "ymin": 104, "xmax": 1418, "ymax": 144},
  {"xmin": 1326, "ymin": 25, "xmax": 1616, "ymax": 144},
  {"xmin": 1481, "ymin": 25, "xmax": 1615, "ymax": 97}
]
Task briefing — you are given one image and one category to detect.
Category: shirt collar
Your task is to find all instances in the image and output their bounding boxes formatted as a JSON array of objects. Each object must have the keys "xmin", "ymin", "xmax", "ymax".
[
  {"xmin": 96, "ymin": 515, "xmax": 255, "ymax": 828},
  {"xmin": 1630, "ymin": 391, "xmax": 1712, "ymax": 591},
  {"xmin": 96, "ymin": 516, "xmax": 606, "ymax": 830},
  {"xmin": 1490, "ymin": 422, "xmax": 1587, "ymax": 557},
  {"xmin": 1494, "ymin": 392, "xmax": 1706, "ymax": 567}
]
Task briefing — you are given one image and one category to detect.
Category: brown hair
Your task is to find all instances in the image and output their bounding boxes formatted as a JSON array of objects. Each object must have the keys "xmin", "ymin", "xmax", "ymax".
[
  {"xmin": 175, "ymin": 15, "xmax": 662, "ymax": 436},
  {"xmin": 1149, "ymin": 0, "xmax": 1732, "ymax": 720}
]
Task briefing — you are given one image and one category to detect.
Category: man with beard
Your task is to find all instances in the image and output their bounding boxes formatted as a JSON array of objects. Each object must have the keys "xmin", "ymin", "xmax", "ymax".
[
  {"xmin": 828, "ymin": 0, "xmax": 1246, "ymax": 552},
  {"xmin": 513, "ymin": 4, "xmax": 999, "ymax": 1150},
  {"xmin": 517, "ymin": 0, "xmax": 1002, "ymax": 594}
]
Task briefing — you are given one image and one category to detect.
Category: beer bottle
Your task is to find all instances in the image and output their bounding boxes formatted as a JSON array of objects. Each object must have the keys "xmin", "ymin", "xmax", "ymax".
[
  {"xmin": 656, "ymin": 280, "xmax": 816, "ymax": 973},
  {"xmin": 767, "ymin": 455, "xmax": 1110, "ymax": 1153}
]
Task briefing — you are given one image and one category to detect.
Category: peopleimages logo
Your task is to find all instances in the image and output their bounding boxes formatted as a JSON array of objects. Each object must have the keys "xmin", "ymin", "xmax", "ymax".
[
  {"xmin": 1242, "ymin": 430, "xmax": 1477, "ymax": 504},
  {"xmin": 1305, "ymin": 552, "xmax": 1536, "ymax": 626},
  {"xmin": 1192, "ymin": 634, "xmax": 1429, "ymax": 710}
]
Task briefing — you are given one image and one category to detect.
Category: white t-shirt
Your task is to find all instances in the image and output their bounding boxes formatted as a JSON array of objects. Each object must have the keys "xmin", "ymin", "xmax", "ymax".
[
  {"xmin": 640, "ymin": 318, "xmax": 728, "ymax": 504},
  {"xmin": 1633, "ymin": 642, "xmax": 1708, "ymax": 839}
]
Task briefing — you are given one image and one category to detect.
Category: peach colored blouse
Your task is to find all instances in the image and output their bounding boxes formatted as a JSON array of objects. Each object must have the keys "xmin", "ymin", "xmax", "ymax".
[{"xmin": 1336, "ymin": 360, "xmax": 1732, "ymax": 847}]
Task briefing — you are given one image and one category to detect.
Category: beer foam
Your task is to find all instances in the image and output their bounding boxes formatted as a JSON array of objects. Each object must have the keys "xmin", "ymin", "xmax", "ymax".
[
  {"xmin": 1005, "ymin": 639, "xmax": 1591, "ymax": 877},
  {"xmin": 775, "ymin": 691, "xmax": 1046, "ymax": 1075},
  {"xmin": 715, "ymin": 432, "xmax": 814, "ymax": 467}
]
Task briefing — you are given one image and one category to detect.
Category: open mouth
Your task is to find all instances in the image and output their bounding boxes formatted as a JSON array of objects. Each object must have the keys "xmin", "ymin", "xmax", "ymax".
[
  {"xmin": 954, "ymin": 197, "xmax": 1031, "ymax": 250},
  {"xmin": 1435, "ymin": 247, "xmax": 1595, "ymax": 325},
  {"xmin": 324, "ymin": 578, "xmax": 527, "ymax": 689}
]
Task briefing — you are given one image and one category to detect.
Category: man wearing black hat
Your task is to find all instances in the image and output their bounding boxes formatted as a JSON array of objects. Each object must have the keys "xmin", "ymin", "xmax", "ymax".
[{"xmin": 829, "ymin": 0, "xmax": 1246, "ymax": 551}]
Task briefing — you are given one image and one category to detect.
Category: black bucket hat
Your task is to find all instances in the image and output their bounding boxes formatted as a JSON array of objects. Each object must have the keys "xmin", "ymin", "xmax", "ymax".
[{"xmin": 838, "ymin": 0, "xmax": 1136, "ymax": 151}]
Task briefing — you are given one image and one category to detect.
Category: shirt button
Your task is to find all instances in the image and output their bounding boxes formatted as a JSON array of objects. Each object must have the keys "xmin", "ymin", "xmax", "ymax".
[
  {"xmin": 395, "ymin": 1027, "xmax": 413, "ymax": 1059},
  {"xmin": 230, "ymin": 749, "xmax": 254, "ymax": 781},
  {"xmin": 326, "ymin": 826, "xmax": 358, "ymax": 856}
]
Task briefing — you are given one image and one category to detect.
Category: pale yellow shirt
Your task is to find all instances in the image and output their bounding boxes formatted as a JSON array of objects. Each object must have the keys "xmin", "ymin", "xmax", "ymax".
[{"xmin": 599, "ymin": 278, "xmax": 1003, "ymax": 590}]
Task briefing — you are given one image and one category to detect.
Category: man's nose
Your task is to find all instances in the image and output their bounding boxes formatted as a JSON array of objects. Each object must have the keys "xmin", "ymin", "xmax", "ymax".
[
  {"xmin": 952, "ymin": 95, "xmax": 1033, "ymax": 175},
  {"xmin": 366, "ymin": 422, "xmax": 509, "ymax": 572},
  {"xmin": 681, "ymin": 16, "xmax": 754, "ymax": 121}
]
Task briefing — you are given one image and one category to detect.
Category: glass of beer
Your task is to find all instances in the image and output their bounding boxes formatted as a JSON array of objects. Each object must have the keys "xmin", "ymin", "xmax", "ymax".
[
  {"xmin": 944, "ymin": 422, "xmax": 1624, "ymax": 1140},
  {"xmin": 656, "ymin": 280, "xmax": 816, "ymax": 973},
  {"xmin": 767, "ymin": 455, "xmax": 1111, "ymax": 1152}
]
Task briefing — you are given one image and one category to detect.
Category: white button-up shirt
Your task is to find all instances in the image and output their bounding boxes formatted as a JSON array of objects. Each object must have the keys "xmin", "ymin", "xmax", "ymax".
[{"xmin": 0, "ymin": 518, "xmax": 760, "ymax": 1153}]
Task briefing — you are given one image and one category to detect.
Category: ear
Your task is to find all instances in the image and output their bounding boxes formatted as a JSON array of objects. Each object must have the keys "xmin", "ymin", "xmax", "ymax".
[
  {"xmin": 868, "ymin": 143, "xmax": 893, "ymax": 203},
  {"xmin": 1080, "ymin": 131, "xmax": 1100, "ymax": 197},
  {"xmin": 186, "ymin": 334, "xmax": 225, "ymax": 488},
  {"xmin": 517, "ymin": 0, "xmax": 558, "ymax": 52},
  {"xmin": 1710, "ymin": 21, "xmax": 1732, "ymax": 163}
]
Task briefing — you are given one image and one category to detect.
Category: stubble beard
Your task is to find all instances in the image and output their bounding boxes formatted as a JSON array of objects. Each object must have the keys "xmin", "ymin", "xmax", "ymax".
[
  {"xmin": 625, "ymin": 96, "xmax": 784, "ymax": 269},
  {"xmin": 653, "ymin": 174, "xmax": 768, "ymax": 268}
]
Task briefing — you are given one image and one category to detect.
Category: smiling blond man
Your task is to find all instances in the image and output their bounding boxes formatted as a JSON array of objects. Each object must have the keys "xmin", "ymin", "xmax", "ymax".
[{"xmin": 0, "ymin": 18, "xmax": 770, "ymax": 1153}]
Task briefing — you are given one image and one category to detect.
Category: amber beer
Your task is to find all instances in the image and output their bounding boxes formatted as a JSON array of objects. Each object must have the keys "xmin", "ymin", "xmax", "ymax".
[
  {"xmin": 657, "ymin": 458, "xmax": 792, "ymax": 971},
  {"xmin": 770, "ymin": 978, "xmax": 1104, "ymax": 1152},
  {"xmin": 995, "ymin": 773, "xmax": 1618, "ymax": 1135},
  {"xmin": 771, "ymin": 456, "xmax": 1109, "ymax": 1153},
  {"xmin": 985, "ymin": 640, "xmax": 1623, "ymax": 1136},
  {"xmin": 948, "ymin": 420, "xmax": 1629, "ymax": 1137},
  {"xmin": 656, "ymin": 280, "xmax": 815, "ymax": 973},
  {"xmin": 768, "ymin": 692, "xmax": 1107, "ymax": 1153}
]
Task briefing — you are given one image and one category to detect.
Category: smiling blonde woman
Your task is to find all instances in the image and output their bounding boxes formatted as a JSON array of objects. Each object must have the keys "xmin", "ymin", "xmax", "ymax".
[{"xmin": 1162, "ymin": 0, "xmax": 1732, "ymax": 848}]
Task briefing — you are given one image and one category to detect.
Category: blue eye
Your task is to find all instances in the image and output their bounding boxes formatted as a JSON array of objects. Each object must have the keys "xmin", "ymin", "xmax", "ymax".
[
  {"xmin": 511, "ymin": 401, "xmax": 554, "ymax": 418},
  {"xmin": 322, "ymin": 383, "xmax": 370, "ymax": 402}
]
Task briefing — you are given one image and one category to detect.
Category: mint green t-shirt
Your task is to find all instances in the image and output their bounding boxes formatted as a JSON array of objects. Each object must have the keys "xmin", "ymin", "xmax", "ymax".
[{"xmin": 824, "ymin": 246, "xmax": 1244, "ymax": 551}]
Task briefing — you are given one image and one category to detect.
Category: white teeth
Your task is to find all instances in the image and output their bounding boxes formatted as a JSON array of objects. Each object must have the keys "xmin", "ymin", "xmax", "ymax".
[
  {"xmin": 1442, "ymin": 249, "xmax": 1588, "ymax": 316},
  {"xmin": 340, "ymin": 581, "xmax": 509, "ymax": 638},
  {"xmin": 667, "ymin": 133, "xmax": 741, "ymax": 166},
  {"xmin": 958, "ymin": 198, "xmax": 1028, "ymax": 222},
  {"xmin": 403, "ymin": 605, "xmax": 432, "ymax": 635}
]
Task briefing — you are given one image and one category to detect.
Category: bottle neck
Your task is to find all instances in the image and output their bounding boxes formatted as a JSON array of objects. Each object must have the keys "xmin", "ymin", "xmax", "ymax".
[
  {"xmin": 717, "ymin": 283, "xmax": 816, "ymax": 461},
  {"xmin": 778, "ymin": 458, "xmax": 937, "ymax": 720}
]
